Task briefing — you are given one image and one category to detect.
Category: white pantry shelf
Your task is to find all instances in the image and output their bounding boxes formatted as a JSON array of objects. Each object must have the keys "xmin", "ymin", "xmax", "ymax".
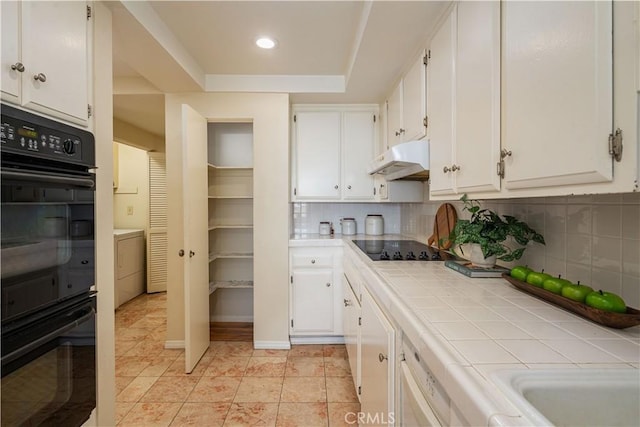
[
  {"xmin": 209, "ymin": 252, "xmax": 254, "ymax": 262},
  {"xmin": 208, "ymin": 224, "xmax": 253, "ymax": 231},
  {"xmin": 209, "ymin": 280, "xmax": 254, "ymax": 294},
  {"xmin": 208, "ymin": 164, "xmax": 253, "ymax": 170},
  {"xmin": 208, "ymin": 195, "xmax": 253, "ymax": 199}
]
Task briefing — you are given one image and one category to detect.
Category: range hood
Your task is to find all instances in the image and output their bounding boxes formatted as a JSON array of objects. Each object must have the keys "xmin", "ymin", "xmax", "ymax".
[{"xmin": 368, "ymin": 139, "xmax": 430, "ymax": 181}]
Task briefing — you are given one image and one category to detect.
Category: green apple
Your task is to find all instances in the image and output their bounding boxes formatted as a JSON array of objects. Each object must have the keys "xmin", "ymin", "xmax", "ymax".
[
  {"xmin": 542, "ymin": 275, "xmax": 572, "ymax": 295},
  {"xmin": 585, "ymin": 290, "xmax": 627, "ymax": 313},
  {"xmin": 525, "ymin": 269, "xmax": 552, "ymax": 288},
  {"xmin": 561, "ymin": 281, "xmax": 594, "ymax": 303},
  {"xmin": 510, "ymin": 265, "xmax": 533, "ymax": 281}
]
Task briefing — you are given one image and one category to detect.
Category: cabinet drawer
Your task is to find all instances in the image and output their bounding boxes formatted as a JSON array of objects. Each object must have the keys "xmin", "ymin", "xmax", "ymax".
[{"xmin": 291, "ymin": 253, "xmax": 333, "ymax": 268}]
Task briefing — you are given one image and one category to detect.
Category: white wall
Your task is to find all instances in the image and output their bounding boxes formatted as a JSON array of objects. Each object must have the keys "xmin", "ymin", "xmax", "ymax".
[
  {"xmin": 165, "ymin": 93, "xmax": 290, "ymax": 348},
  {"xmin": 401, "ymin": 192, "xmax": 640, "ymax": 309},
  {"xmin": 113, "ymin": 142, "xmax": 149, "ymax": 230}
]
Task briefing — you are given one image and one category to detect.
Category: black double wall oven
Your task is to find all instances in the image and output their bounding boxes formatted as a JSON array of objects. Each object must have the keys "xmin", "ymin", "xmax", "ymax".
[{"xmin": 1, "ymin": 104, "xmax": 96, "ymax": 426}]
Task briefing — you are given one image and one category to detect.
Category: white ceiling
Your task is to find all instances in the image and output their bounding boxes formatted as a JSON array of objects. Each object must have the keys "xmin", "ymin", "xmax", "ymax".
[{"xmin": 112, "ymin": 1, "xmax": 449, "ymax": 138}]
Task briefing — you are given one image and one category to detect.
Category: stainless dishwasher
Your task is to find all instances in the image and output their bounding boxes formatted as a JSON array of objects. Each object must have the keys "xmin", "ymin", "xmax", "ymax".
[{"xmin": 399, "ymin": 334, "xmax": 450, "ymax": 426}]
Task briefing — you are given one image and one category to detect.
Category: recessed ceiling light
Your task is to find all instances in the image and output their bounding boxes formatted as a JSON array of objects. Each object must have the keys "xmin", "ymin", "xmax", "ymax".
[{"xmin": 256, "ymin": 37, "xmax": 277, "ymax": 49}]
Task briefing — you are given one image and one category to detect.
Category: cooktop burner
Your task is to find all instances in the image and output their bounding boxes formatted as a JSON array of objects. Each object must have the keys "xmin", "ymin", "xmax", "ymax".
[{"xmin": 352, "ymin": 239, "xmax": 456, "ymax": 262}]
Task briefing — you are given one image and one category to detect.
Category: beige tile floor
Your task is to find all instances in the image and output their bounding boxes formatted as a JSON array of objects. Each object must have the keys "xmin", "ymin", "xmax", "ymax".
[{"xmin": 115, "ymin": 292, "xmax": 360, "ymax": 426}]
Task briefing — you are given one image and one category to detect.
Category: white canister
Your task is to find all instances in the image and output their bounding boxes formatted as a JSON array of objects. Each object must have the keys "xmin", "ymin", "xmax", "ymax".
[
  {"xmin": 340, "ymin": 218, "xmax": 357, "ymax": 235},
  {"xmin": 319, "ymin": 221, "xmax": 331, "ymax": 236},
  {"xmin": 365, "ymin": 214, "xmax": 384, "ymax": 235}
]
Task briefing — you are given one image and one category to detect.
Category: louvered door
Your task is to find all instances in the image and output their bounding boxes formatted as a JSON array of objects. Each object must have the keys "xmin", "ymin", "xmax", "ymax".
[{"xmin": 147, "ymin": 152, "xmax": 167, "ymax": 293}]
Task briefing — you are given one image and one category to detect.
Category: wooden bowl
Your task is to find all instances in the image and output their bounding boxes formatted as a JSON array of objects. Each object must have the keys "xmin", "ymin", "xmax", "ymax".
[{"xmin": 502, "ymin": 273, "xmax": 640, "ymax": 329}]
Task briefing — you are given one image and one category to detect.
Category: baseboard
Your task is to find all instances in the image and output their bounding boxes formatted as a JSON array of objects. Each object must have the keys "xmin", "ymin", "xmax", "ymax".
[
  {"xmin": 254, "ymin": 340, "xmax": 292, "ymax": 350},
  {"xmin": 210, "ymin": 315, "xmax": 254, "ymax": 322},
  {"xmin": 164, "ymin": 340, "xmax": 185, "ymax": 349},
  {"xmin": 290, "ymin": 336, "xmax": 345, "ymax": 345}
]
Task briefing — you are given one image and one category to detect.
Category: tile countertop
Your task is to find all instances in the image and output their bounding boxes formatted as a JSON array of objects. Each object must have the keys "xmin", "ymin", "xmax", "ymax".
[{"xmin": 289, "ymin": 234, "xmax": 640, "ymax": 425}]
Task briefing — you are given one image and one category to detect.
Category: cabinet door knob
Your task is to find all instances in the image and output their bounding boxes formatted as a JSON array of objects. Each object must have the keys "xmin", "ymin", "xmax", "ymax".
[
  {"xmin": 443, "ymin": 166, "xmax": 451, "ymax": 173},
  {"xmin": 344, "ymin": 299, "xmax": 351, "ymax": 307},
  {"xmin": 311, "ymin": 259, "xmax": 316, "ymax": 264},
  {"xmin": 33, "ymin": 73, "xmax": 47, "ymax": 82},
  {"xmin": 11, "ymin": 62, "xmax": 24, "ymax": 72},
  {"xmin": 378, "ymin": 353, "xmax": 388, "ymax": 362},
  {"xmin": 451, "ymin": 164, "xmax": 460, "ymax": 172},
  {"xmin": 347, "ymin": 185, "xmax": 352, "ymax": 190},
  {"xmin": 178, "ymin": 249, "xmax": 185, "ymax": 257},
  {"xmin": 326, "ymin": 283, "xmax": 331, "ymax": 287},
  {"xmin": 500, "ymin": 149, "xmax": 512, "ymax": 159},
  {"xmin": 189, "ymin": 250, "xmax": 195, "ymax": 258},
  {"xmin": 334, "ymin": 185, "xmax": 339, "ymax": 190}
]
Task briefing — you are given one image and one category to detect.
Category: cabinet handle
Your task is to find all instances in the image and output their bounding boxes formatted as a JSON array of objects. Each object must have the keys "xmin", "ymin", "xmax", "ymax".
[
  {"xmin": 178, "ymin": 249, "xmax": 185, "ymax": 257},
  {"xmin": 344, "ymin": 299, "xmax": 352, "ymax": 307},
  {"xmin": 334, "ymin": 185, "xmax": 339, "ymax": 190},
  {"xmin": 33, "ymin": 73, "xmax": 47, "ymax": 83},
  {"xmin": 347, "ymin": 185, "xmax": 352, "ymax": 190},
  {"xmin": 10, "ymin": 62, "xmax": 25, "ymax": 72},
  {"xmin": 326, "ymin": 283, "xmax": 331, "ymax": 287},
  {"xmin": 443, "ymin": 166, "xmax": 451, "ymax": 173},
  {"xmin": 451, "ymin": 164, "xmax": 460, "ymax": 172},
  {"xmin": 81, "ymin": 260, "xmax": 89, "ymax": 265},
  {"xmin": 189, "ymin": 250, "xmax": 195, "ymax": 258},
  {"xmin": 500, "ymin": 149, "xmax": 512, "ymax": 159},
  {"xmin": 311, "ymin": 259, "xmax": 316, "ymax": 264},
  {"xmin": 378, "ymin": 353, "xmax": 388, "ymax": 362}
]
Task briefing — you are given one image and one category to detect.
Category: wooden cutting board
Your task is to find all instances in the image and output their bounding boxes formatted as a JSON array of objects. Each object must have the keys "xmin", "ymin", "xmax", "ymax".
[{"xmin": 427, "ymin": 203, "xmax": 457, "ymax": 249}]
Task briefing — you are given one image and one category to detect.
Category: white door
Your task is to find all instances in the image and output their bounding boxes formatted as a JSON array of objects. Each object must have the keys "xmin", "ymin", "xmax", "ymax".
[
  {"xmin": 502, "ymin": 1, "xmax": 613, "ymax": 189},
  {"xmin": 360, "ymin": 288, "xmax": 394, "ymax": 426},
  {"xmin": 291, "ymin": 269, "xmax": 334, "ymax": 334},
  {"xmin": 294, "ymin": 111, "xmax": 341, "ymax": 200},
  {"xmin": 21, "ymin": 1, "xmax": 88, "ymax": 123},
  {"xmin": 182, "ymin": 104, "xmax": 210, "ymax": 373},
  {"xmin": 428, "ymin": 7, "xmax": 456, "ymax": 196},
  {"xmin": 342, "ymin": 111, "xmax": 375, "ymax": 200},
  {"xmin": 1, "ymin": 1, "xmax": 20, "ymax": 103},
  {"xmin": 402, "ymin": 52, "xmax": 427, "ymax": 143},
  {"xmin": 455, "ymin": 0, "xmax": 501, "ymax": 194},
  {"xmin": 147, "ymin": 152, "xmax": 168, "ymax": 293}
]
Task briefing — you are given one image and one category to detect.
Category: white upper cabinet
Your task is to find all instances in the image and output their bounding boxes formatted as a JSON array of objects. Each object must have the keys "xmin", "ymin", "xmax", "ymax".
[
  {"xmin": 455, "ymin": 1, "xmax": 501, "ymax": 194},
  {"xmin": 428, "ymin": 2, "xmax": 501, "ymax": 197},
  {"xmin": 502, "ymin": 1, "xmax": 613, "ymax": 190},
  {"xmin": 427, "ymin": 7, "xmax": 456, "ymax": 196},
  {"xmin": 402, "ymin": 51, "xmax": 428, "ymax": 143},
  {"xmin": 292, "ymin": 106, "xmax": 377, "ymax": 202},
  {"xmin": 385, "ymin": 83, "xmax": 403, "ymax": 149},
  {"xmin": 293, "ymin": 111, "xmax": 342, "ymax": 200},
  {"xmin": 342, "ymin": 111, "xmax": 376, "ymax": 200},
  {"xmin": 1, "ymin": 1, "xmax": 20, "ymax": 102},
  {"xmin": 1, "ymin": 1, "xmax": 90, "ymax": 126},
  {"xmin": 385, "ymin": 52, "xmax": 427, "ymax": 150}
]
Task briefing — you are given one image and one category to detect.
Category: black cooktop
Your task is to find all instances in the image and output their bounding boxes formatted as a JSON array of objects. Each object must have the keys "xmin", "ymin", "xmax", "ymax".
[{"xmin": 352, "ymin": 239, "xmax": 456, "ymax": 261}]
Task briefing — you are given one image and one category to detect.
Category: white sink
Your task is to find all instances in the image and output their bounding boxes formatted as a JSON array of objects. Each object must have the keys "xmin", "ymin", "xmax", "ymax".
[{"xmin": 492, "ymin": 369, "xmax": 640, "ymax": 426}]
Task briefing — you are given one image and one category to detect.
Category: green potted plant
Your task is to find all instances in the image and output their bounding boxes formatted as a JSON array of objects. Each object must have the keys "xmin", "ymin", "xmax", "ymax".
[{"xmin": 449, "ymin": 194, "xmax": 545, "ymax": 268}]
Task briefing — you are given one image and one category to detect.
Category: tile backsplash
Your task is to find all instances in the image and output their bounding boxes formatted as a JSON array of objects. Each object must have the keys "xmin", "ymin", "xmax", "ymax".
[
  {"xmin": 401, "ymin": 193, "xmax": 640, "ymax": 308},
  {"xmin": 291, "ymin": 203, "xmax": 402, "ymax": 235}
]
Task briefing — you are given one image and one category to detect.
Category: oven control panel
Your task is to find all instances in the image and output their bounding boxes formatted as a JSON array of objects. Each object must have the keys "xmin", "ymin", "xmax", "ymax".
[{"xmin": 0, "ymin": 104, "xmax": 95, "ymax": 167}]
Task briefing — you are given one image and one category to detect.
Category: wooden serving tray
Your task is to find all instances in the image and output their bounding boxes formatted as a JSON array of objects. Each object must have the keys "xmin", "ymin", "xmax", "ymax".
[{"xmin": 502, "ymin": 273, "xmax": 640, "ymax": 329}]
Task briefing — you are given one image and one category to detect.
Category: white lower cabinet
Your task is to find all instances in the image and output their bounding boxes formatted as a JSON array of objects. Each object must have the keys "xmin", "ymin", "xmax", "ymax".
[
  {"xmin": 360, "ymin": 286, "xmax": 395, "ymax": 426},
  {"xmin": 289, "ymin": 247, "xmax": 343, "ymax": 338},
  {"xmin": 342, "ymin": 267, "xmax": 361, "ymax": 398}
]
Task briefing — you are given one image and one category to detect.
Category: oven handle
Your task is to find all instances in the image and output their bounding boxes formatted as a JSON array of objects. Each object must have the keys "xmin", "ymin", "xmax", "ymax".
[
  {"xmin": 1, "ymin": 169, "xmax": 95, "ymax": 189},
  {"xmin": 1, "ymin": 306, "xmax": 95, "ymax": 366}
]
